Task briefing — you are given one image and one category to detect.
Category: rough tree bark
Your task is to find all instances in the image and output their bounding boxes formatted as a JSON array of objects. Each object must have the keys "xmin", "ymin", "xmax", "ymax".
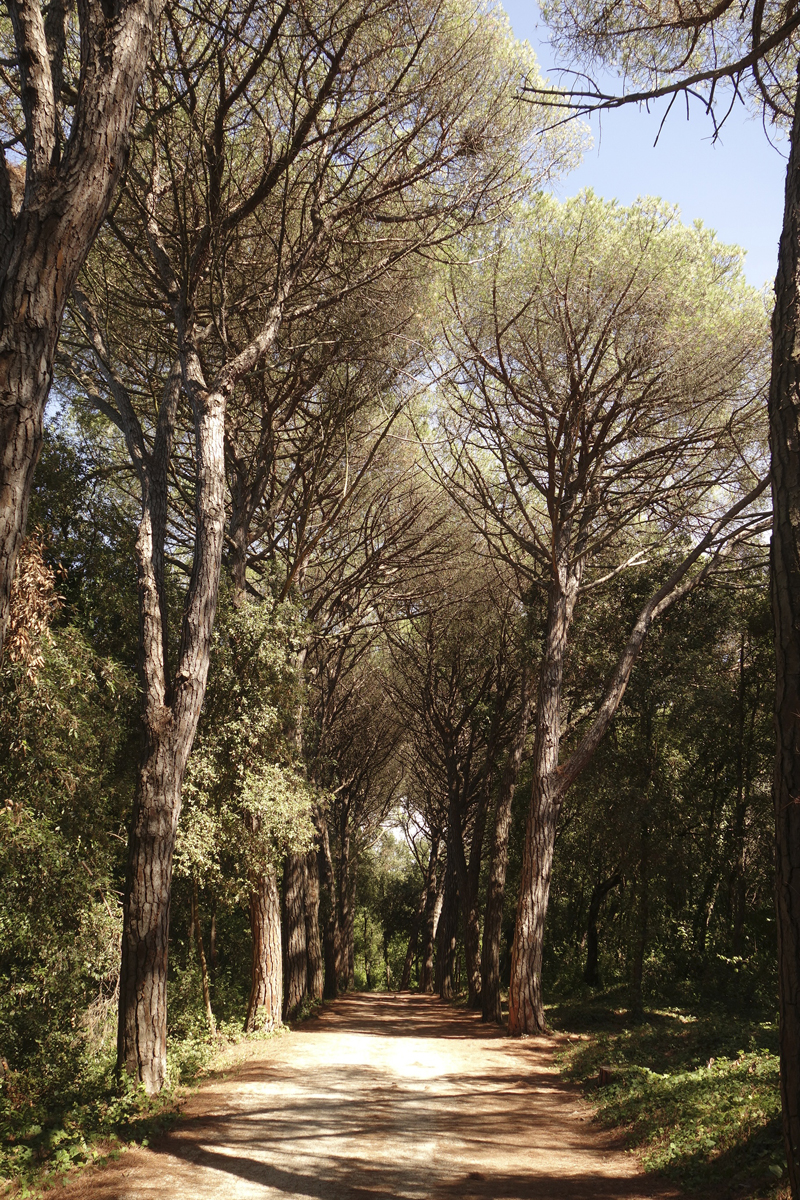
[
  {"xmin": 283, "ymin": 852, "xmax": 308, "ymax": 1020},
  {"xmin": 436, "ymin": 853, "xmax": 459, "ymax": 1000},
  {"xmin": 315, "ymin": 813, "xmax": 340, "ymax": 1000},
  {"xmin": 769, "ymin": 62, "xmax": 800, "ymax": 1200},
  {"xmin": 420, "ymin": 845, "xmax": 442, "ymax": 994},
  {"xmin": 0, "ymin": 0, "xmax": 164, "ymax": 653},
  {"xmin": 117, "ymin": 365, "xmax": 226, "ymax": 1094},
  {"xmin": 304, "ymin": 849, "xmax": 324, "ymax": 1002},
  {"xmin": 244, "ymin": 867, "xmax": 282, "ymax": 1032},
  {"xmin": 482, "ymin": 671, "xmax": 533, "ymax": 1023}
]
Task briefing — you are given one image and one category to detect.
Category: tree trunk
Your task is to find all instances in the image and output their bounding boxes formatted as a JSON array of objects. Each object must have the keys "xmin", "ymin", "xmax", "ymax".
[
  {"xmin": 420, "ymin": 843, "xmax": 441, "ymax": 994},
  {"xmin": 316, "ymin": 814, "xmax": 339, "ymax": 1000},
  {"xmin": 630, "ymin": 824, "xmax": 649, "ymax": 1020},
  {"xmin": 116, "ymin": 376, "xmax": 227, "ymax": 1092},
  {"xmin": 436, "ymin": 853, "xmax": 458, "ymax": 1000},
  {"xmin": 769, "ymin": 62, "xmax": 800, "ymax": 1200},
  {"xmin": 245, "ymin": 867, "xmax": 282, "ymax": 1032},
  {"xmin": 117, "ymin": 758, "xmax": 184, "ymax": 1093},
  {"xmin": 304, "ymin": 849, "xmax": 324, "ymax": 1002},
  {"xmin": 0, "ymin": 0, "xmax": 164, "ymax": 655},
  {"xmin": 400, "ymin": 840, "xmax": 439, "ymax": 992},
  {"xmin": 482, "ymin": 673, "xmax": 533, "ymax": 1024},
  {"xmin": 337, "ymin": 846, "xmax": 356, "ymax": 991},
  {"xmin": 191, "ymin": 878, "xmax": 215, "ymax": 1035},
  {"xmin": 509, "ymin": 560, "xmax": 581, "ymax": 1035},
  {"xmin": 282, "ymin": 852, "xmax": 307, "ymax": 1020},
  {"xmin": 584, "ymin": 874, "xmax": 621, "ymax": 988}
]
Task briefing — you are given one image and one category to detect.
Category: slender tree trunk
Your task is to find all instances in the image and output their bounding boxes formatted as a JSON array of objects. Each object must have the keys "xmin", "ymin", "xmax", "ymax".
[
  {"xmin": 191, "ymin": 879, "xmax": 215, "ymax": 1035},
  {"xmin": 769, "ymin": 63, "xmax": 800, "ymax": 1200},
  {"xmin": 316, "ymin": 815, "xmax": 339, "ymax": 1000},
  {"xmin": 482, "ymin": 672, "xmax": 533, "ymax": 1023},
  {"xmin": 446, "ymin": 803, "xmax": 483, "ymax": 1008},
  {"xmin": 282, "ymin": 852, "xmax": 307, "ymax": 1020},
  {"xmin": 304, "ymin": 849, "xmax": 324, "ymax": 1002},
  {"xmin": 630, "ymin": 825, "xmax": 649, "ymax": 1019},
  {"xmin": 584, "ymin": 874, "xmax": 621, "ymax": 987},
  {"xmin": 420, "ymin": 843, "xmax": 441, "ymax": 994},
  {"xmin": 400, "ymin": 840, "xmax": 439, "ymax": 991},
  {"xmin": 436, "ymin": 854, "xmax": 458, "ymax": 1000},
  {"xmin": 245, "ymin": 867, "xmax": 282, "ymax": 1032}
]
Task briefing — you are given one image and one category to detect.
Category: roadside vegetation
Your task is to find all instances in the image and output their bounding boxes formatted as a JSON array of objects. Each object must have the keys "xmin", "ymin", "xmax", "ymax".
[{"xmin": 552, "ymin": 997, "xmax": 785, "ymax": 1199}]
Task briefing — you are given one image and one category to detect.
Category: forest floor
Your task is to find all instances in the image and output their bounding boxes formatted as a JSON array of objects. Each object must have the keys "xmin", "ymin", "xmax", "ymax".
[{"xmin": 53, "ymin": 993, "xmax": 678, "ymax": 1200}]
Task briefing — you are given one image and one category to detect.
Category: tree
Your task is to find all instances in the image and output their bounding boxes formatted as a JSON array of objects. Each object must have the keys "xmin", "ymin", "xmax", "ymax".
[
  {"xmin": 437, "ymin": 192, "xmax": 769, "ymax": 1033},
  {"xmin": 62, "ymin": 0, "xmax": 558, "ymax": 1091},
  {"xmin": 524, "ymin": 2, "xmax": 800, "ymax": 1180},
  {"xmin": 0, "ymin": 0, "xmax": 165, "ymax": 654}
]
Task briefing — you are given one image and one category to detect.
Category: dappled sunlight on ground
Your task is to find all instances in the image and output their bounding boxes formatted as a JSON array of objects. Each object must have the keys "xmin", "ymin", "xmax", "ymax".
[{"xmin": 61, "ymin": 994, "xmax": 679, "ymax": 1200}]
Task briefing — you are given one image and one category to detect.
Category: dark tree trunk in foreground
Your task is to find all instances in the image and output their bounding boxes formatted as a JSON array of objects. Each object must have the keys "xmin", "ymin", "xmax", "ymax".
[
  {"xmin": 283, "ymin": 852, "xmax": 307, "ymax": 1020},
  {"xmin": 304, "ymin": 850, "xmax": 324, "ymax": 1002},
  {"xmin": 583, "ymin": 874, "xmax": 621, "ymax": 988},
  {"xmin": 436, "ymin": 854, "xmax": 459, "ymax": 1000},
  {"xmin": 0, "ymin": 0, "xmax": 164, "ymax": 654},
  {"xmin": 769, "ymin": 64, "xmax": 800, "ymax": 1200},
  {"xmin": 482, "ymin": 673, "xmax": 533, "ymax": 1023},
  {"xmin": 245, "ymin": 868, "xmax": 282, "ymax": 1032}
]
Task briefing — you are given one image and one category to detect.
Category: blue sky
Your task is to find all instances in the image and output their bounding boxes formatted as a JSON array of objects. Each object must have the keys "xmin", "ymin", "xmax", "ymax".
[{"xmin": 501, "ymin": 0, "xmax": 788, "ymax": 289}]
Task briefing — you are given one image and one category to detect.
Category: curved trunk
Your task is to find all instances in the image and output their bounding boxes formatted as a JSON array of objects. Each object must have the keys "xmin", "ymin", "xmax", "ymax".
[
  {"xmin": 244, "ymin": 867, "xmax": 282, "ymax": 1032},
  {"xmin": 583, "ymin": 874, "xmax": 621, "ymax": 988}
]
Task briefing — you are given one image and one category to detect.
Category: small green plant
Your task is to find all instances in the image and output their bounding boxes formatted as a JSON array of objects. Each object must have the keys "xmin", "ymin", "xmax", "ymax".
[{"xmin": 550, "ymin": 998, "xmax": 787, "ymax": 1198}]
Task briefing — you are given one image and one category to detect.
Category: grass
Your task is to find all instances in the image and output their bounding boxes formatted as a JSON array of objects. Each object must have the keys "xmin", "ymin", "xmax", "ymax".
[{"xmin": 548, "ymin": 995, "xmax": 787, "ymax": 1199}]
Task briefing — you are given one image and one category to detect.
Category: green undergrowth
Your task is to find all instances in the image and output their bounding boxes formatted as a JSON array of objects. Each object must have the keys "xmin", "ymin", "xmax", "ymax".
[
  {"xmin": 0, "ymin": 1019, "xmax": 284, "ymax": 1198},
  {"xmin": 549, "ymin": 995, "xmax": 787, "ymax": 1200}
]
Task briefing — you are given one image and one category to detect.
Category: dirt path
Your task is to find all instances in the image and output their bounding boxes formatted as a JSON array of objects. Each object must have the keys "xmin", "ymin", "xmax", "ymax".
[{"xmin": 64, "ymin": 994, "xmax": 677, "ymax": 1200}]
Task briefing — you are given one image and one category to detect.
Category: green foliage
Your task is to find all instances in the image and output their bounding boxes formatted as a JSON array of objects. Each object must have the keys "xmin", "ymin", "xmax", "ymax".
[
  {"xmin": 354, "ymin": 832, "xmax": 423, "ymax": 990},
  {"xmin": 544, "ymin": 564, "xmax": 774, "ymax": 1007},
  {"xmin": 0, "ymin": 618, "xmax": 134, "ymax": 1089},
  {"xmin": 552, "ymin": 998, "xmax": 786, "ymax": 1197},
  {"xmin": 177, "ymin": 594, "xmax": 318, "ymax": 898}
]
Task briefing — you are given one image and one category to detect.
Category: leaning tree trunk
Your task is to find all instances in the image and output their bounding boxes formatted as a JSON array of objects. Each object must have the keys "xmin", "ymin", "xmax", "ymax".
[
  {"xmin": 245, "ymin": 867, "xmax": 282, "ymax": 1031},
  {"xmin": 769, "ymin": 61, "xmax": 800, "ymax": 1200},
  {"xmin": 304, "ymin": 849, "xmax": 324, "ymax": 1002},
  {"xmin": 282, "ymin": 852, "xmax": 308, "ymax": 1020},
  {"xmin": 0, "ymin": 0, "xmax": 164, "ymax": 655},
  {"xmin": 482, "ymin": 672, "xmax": 533, "ymax": 1023}
]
